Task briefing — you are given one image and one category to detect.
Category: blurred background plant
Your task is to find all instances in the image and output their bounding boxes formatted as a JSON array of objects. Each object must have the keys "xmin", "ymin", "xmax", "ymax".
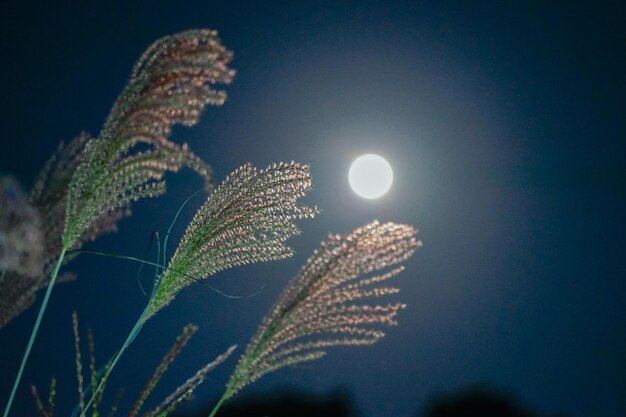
[{"xmin": 0, "ymin": 176, "xmax": 46, "ymax": 327}]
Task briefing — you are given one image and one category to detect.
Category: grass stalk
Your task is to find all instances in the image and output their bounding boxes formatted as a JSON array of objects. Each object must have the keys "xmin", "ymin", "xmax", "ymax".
[
  {"xmin": 207, "ymin": 389, "xmax": 231, "ymax": 417},
  {"xmin": 3, "ymin": 247, "xmax": 68, "ymax": 417},
  {"xmin": 78, "ymin": 306, "xmax": 148, "ymax": 417}
]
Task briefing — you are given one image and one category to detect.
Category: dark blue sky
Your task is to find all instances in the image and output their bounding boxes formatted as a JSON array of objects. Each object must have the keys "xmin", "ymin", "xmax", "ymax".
[{"xmin": 1, "ymin": 2, "xmax": 625, "ymax": 417}]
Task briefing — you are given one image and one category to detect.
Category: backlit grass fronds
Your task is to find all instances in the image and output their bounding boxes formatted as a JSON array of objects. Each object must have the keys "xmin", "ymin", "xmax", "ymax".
[
  {"xmin": 30, "ymin": 135, "xmax": 95, "ymax": 269},
  {"xmin": 63, "ymin": 29, "xmax": 234, "ymax": 249},
  {"xmin": 47, "ymin": 379, "xmax": 56, "ymax": 417},
  {"xmin": 0, "ymin": 176, "xmax": 44, "ymax": 278},
  {"xmin": 145, "ymin": 345, "xmax": 237, "ymax": 417},
  {"xmin": 72, "ymin": 312, "xmax": 86, "ymax": 416},
  {"xmin": 221, "ymin": 221, "xmax": 420, "ymax": 400},
  {"xmin": 31, "ymin": 378, "xmax": 55, "ymax": 417},
  {"xmin": 5, "ymin": 29, "xmax": 233, "ymax": 417},
  {"xmin": 32, "ymin": 317, "xmax": 233, "ymax": 417},
  {"xmin": 104, "ymin": 29, "xmax": 234, "ymax": 143},
  {"xmin": 1, "ymin": 30, "xmax": 233, "ymax": 330},
  {"xmin": 70, "ymin": 313, "xmax": 112, "ymax": 417},
  {"xmin": 87, "ymin": 329, "xmax": 104, "ymax": 417},
  {"xmin": 62, "ymin": 126, "xmax": 210, "ymax": 252},
  {"xmin": 30, "ymin": 134, "xmax": 132, "ymax": 272},
  {"xmin": 128, "ymin": 324, "xmax": 198, "ymax": 417},
  {"xmin": 145, "ymin": 162, "xmax": 318, "ymax": 319}
]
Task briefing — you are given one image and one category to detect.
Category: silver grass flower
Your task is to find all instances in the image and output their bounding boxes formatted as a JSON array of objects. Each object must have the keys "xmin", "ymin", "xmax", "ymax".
[
  {"xmin": 222, "ymin": 221, "xmax": 421, "ymax": 400},
  {"xmin": 145, "ymin": 162, "xmax": 318, "ymax": 319},
  {"xmin": 63, "ymin": 29, "xmax": 234, "ymax": 249},
  {"xmin": 30, "ymin": 133, "xmax": 130, "ymax": 273}
]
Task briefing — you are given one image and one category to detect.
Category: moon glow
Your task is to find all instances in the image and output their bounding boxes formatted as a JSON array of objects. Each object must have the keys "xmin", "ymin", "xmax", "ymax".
[{"xmin": 348, "ymin": 154, "xmax": 393, "ymax": 199}]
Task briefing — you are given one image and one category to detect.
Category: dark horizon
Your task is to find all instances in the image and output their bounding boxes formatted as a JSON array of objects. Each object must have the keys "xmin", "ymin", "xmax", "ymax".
[{"xmin": 1, "ymin": 2, "xmax": 625, "ymax": 417}]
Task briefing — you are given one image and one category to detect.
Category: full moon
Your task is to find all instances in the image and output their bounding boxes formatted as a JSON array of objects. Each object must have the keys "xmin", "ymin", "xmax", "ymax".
[{"xmin": 348, "ymin": 154, "xmax": 393, "ymax": 199}]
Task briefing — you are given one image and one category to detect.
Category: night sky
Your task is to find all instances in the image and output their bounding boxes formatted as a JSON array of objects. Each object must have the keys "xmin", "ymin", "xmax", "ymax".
[{"xmin": 1, "ymin": 2, "xmax": 625, "ymax": 417}]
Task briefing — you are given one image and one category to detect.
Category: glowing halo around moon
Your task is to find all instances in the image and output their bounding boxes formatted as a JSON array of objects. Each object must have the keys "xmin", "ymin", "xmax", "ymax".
[{"xmin": 348, "ymin": 154, "xmax": 393, "ymax": 199}]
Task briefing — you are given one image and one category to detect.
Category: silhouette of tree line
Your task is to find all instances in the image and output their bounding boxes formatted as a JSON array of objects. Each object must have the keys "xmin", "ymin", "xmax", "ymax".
[{"xmin": 173, "ymin": 385, "xmax": 568, "ymax": 417}]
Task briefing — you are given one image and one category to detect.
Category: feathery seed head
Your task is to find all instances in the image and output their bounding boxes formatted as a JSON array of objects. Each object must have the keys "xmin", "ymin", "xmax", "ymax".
[
  {"xmin": 31, "ymin": 134, "xmax": 130, "ymax": 271},
  {"xmin": 62, "ymin": 30, "xmax": 234, "ymax": 249},
  {"xmin": 144, "ymin": 162, "xmax": 318, "ymax": 319},
  {"xmin": 224, "ymin": 221, "xmax": 420, "ymax": 397},
  {"xmin": 145, "ymin": 345, "xmax": 237, "ymax": 417}
]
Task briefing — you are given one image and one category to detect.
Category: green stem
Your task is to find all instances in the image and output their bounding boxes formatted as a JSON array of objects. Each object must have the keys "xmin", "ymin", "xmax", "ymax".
[
  {"xmin": 208, "ymin": 389, "xmax": 231, "ymax": 417},
  {"xmin": 80, "ymin": 307, "xmax": 147, "ymax": 417},
  {"xmin": 3, "ymin": 247, "xmax": 68, "ymax": 417}
]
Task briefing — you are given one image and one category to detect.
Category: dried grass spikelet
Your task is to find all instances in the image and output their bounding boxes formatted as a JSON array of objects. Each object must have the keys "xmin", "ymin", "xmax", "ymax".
[
  {"xmin": 145, "ymin": 162, "xmax": 319, "ymax": 319},
  {"xmin": 128, "ymin": 324, "xmax": 198, "ymax": 417},
  {"xmin": 223, "ymin": 221, "xmax": 421, "ymax": 398},
  {"xmin": 144, "ymin": 345, "xmax": 237, "ymax": 417},
  {"xmin": 31, "ymin": 378, "xmax": 55, "ymax": 417},
  {"xmin": 62, "ymin": 29, "xmax": 234, "ymax": 249}
]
